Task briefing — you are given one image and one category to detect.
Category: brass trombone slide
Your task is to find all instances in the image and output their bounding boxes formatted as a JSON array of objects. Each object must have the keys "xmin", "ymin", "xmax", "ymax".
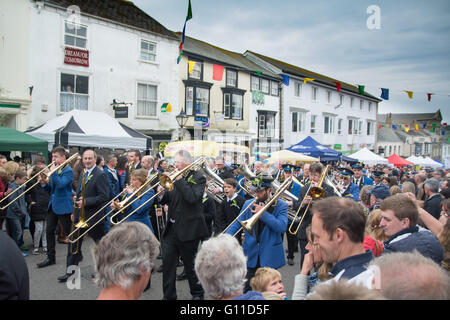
[
  {"xmin": 287, "ymin": 165, "xmax": 330, "ymax": 236},
  {"xmin": 230, "ymin": 176, "xmax": 294, "ymax": 238},
  {"xmin": 69, "ymin": 169, "xmax": 87, "ymax": 255},
  {"xmin": 110, "ymin": 156, "xmax": 206, "ymax": 226},
  {"xmin": 0, "ymin": 153, "xmax": 79, "ymax": 210}
]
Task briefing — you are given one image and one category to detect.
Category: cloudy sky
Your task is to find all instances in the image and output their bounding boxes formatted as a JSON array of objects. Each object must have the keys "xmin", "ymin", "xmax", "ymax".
[{"xmin": 134, "ymin": 0, "xmax": 450, "ymax": 122}]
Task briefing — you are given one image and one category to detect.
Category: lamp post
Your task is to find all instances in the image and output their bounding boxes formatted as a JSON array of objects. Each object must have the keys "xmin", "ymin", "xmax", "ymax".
[{"xmin": 175, "ymin": 109, "xmax": 188, "ymax": 141}]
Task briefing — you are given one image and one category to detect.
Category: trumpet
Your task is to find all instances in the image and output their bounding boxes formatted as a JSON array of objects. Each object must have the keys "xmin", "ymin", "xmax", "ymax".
[
  {"xmin": 0, "ymin": 153, "xmax": 79, "ymax": 210},
  {"xmin": 287, "ymin": 165, "xmax": 330, "ymax": 235},
  {"xmin": 110, "ymin": 156, "xmax": 207, "ymax": 226},
  {"xmin": 202, "ymin": 165, "xmax": 226, "ymax": 203}
]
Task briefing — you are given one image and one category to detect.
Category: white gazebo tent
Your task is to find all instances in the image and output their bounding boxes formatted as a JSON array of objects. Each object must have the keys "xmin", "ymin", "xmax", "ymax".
[
  {"xmin": 423, "ymin": 156, "xmax": 444, "ymax": 168},
  {"xmin": 406, "ymin": 156, "xmax": 427, "ymax": 166},
  {"xmin": 27, "ymin": 110, "xmax": 152, "ymax": 151},
  {"xmin": 347, "ymin": 147, "xmax": 389, "ymax": 166}
]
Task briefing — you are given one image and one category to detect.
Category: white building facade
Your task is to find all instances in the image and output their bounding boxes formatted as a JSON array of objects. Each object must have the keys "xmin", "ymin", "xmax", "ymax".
[
  {"xmin": 26, "ymin": 0, "xmax": 180, "ymax": 151},
  {"xmin": 245, "ymin": 51, "xmax": 380, "ymax": 154}
]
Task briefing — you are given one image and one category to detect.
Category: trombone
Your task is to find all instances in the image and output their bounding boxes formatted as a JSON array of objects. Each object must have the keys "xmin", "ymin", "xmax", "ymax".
[
  {"xmin": 232, "ymin": 176, "xmax": 294, "ymax": 237},
  {"xmin": 287, "ymin": 165, "xmax": 330, "ymax": 235},
  {"xmin": 69, "ymin": 169, "xmax": 87, "ymax": 255},
  {"xmin": 67, "ymin": 172, "xmax": 159, "ymax": 243},
  {"xmin": 236, "ymin": 164, "xmax": 257, "ymax": 197},
  {"xmin": 0, "ymin": 153, "xmax": 79, "ymax": 210},
  {"xmin": 110, "ymin": 156, "xmax": 206, "ymax": 226}
]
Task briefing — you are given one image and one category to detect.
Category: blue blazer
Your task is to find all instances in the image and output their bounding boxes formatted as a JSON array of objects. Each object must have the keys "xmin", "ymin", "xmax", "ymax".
[
  {"xmin": 45, "ymin": 165, "xmax": 73, "ymax": 214},
  {"xmin": 226, "ymin": 198, "xmax": 288, "ymax": 269},
  {"xmin": 342, "ymin": 183, "xmax": 360, "ymax": 202},
  {"xmin": 104, "ymin": 166, "xmax": 120, "ymax": 199},
  {"xmin": 124, "ymin": 188, "xmax": 155, "ymax": 233},
  {"xmin": 288, "ymin": 181, "xmax": 302, "ymax": 198}
]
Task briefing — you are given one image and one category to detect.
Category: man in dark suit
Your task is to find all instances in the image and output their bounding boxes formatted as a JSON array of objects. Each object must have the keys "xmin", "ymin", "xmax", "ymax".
[
  {"xmin": 293, "ymin": 162, "xmax": 335, "ymax": 269},
  {"xmin": 58, "ymin": 148, "xmax": 109, "ymax": 282},
  {"xmin": 423, "ymin": 178, "xmax": 443, "ymax": 220},
  {"xmin": 37, "ymin": 146, "xmax": 74, "ymax": 268},
  {"xmin": 124, "ymin": 150, "xmax": 142, "ymax": 186},
  {"xmin": 157, "ymin": 150, "xmax": 209, "ymax": 300}
]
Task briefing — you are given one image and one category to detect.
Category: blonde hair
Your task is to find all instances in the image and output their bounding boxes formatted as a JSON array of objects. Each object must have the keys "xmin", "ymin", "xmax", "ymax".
[
  {"xmin": 390, "ymin": 185, "xmax": 402, "ymax": 196},
  {"xmin": 308, "ymin": 279, "xmax": 386, "ymax": 300},
  {"xmin": 401, "ymin": 181, "xmax": 416, "ymax": 194},
  {"xmin": 0, "ymin": 161, "xmax": 20, "ymax": 182},
  {"xmin": 261, "ymin": 291, "xmax": 284, "ymax": 300},
  {"xmin": 366, "ymin": 209, "xmax": 389, "ymax": 242},
  {"xmin": 250, "ymin": 267, "xmax": 281, "ymax": 292},
  {"xmin": 130, "ymin": 169, "xmax": 148, "ymax": 195}
]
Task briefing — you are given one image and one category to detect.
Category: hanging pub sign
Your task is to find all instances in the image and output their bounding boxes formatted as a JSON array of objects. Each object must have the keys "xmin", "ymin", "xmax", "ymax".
[
  {"xmin": 114, "ymin": 106, "xmax": 128, "ymax": 118},
  {"xmin": 64, "ymin": 47, "xmax": 89, "ymax": 67}
]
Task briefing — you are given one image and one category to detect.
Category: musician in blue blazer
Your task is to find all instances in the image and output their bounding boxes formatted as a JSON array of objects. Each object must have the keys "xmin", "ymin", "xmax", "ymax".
[
  {"xmin": 111, "ymin": 168, "xmax": 155, "ymax": 233},
  {"xmin": 225, "ymin": 173, "xmax": 288, "ymax": 292},
  {"xmin": 337, "ymin": 168, "xmax": 360, "ymax": 202},
  {"xmin": 37, "ymin": 146, "xmax": 74, "ymax": 269},
  {"xmin": 351, "ymin": 163, "xmax": 373, "ymax": 189}
]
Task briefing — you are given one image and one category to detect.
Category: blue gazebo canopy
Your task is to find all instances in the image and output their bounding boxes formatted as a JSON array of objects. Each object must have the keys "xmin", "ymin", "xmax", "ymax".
[{"xmin": 287, "ymin": 136, "xmax": 342, "ymax": 161}]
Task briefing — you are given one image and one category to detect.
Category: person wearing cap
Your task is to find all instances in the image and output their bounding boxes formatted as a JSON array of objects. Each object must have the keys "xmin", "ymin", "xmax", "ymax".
[
  {"xmin": 337, "ymin": 168, "xmax": 359, "ymax": 202},
  {"xmin": 281, "ymin": 163, "xmax": 302, "ymax": 266},
  {"xmin": 351, "ymin": 163, "xmax": 373, "ymax": 189},
  {"xmin": 225, "ymin": 173, "xmax": 288, "ymax": 292},
  {"xmin": 367, "ymin": 184, "xmax": 391, "ymax": 210},
  {"xmin": 371, "ymin": 171, "xmax": 385, "ymax": 187}
]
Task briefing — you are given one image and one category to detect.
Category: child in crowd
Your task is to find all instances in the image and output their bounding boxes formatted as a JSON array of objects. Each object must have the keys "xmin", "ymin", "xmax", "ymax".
[{"xmin": 250, "ymin": 267, "xmax": 287, "ymax": 300}]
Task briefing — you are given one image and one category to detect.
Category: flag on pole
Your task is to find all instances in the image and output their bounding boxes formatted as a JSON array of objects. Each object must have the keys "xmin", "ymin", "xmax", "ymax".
[{"xmin": 177, "ymin": 0, "xmax": 193, "ymax": 64}]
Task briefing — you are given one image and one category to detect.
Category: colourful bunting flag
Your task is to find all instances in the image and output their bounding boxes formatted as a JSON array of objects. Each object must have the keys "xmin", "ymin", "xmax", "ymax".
[
  {"xmin": 212, "ymin": 64, "xmax": 224, "ymax": 81},
  {"xmin": 442, "ymin": 130, "xmax": 446, "ymax": 136},
  {"xmin": 378, "ymin": 124, "xmax": 382, "ymax": 129},
  {"xmin": 177, "ymin": 0, "xmax": 193, "ymax": 64},
  {"xmin": 304, "ymin": 78, "xmax": 315, "ymax": 84},
  {"xmin": 427, "ymin": 93, "xmax": 434, "ymax": 102},
  {"xmin": 415, "ymin": 124, "xmax": 419, "ymax": 131},
  {"xmin": 431, "ymin": 123, "xmax": 436, "ymax": 133},
  {"xmin": 392, "ymin": 125, "xmax": 397, "ymax": 131},
  {"xmin": 333, "ymin": 82, "xmax": 341, "ymax": 92},
  {"xmin": 381, "ymin": 88, "xmax": 389, "ymax": 100},
  {"xmin": 444, "ymin": 123, "xmax": 448, "ymax": 126},
  {"xmin": 423, "ymin": 123, "xmax": 427, "ymax": 128},
  {"xmin": 405, "ymin": 127, "xmax": 409, "ymax": 132},
  {"xmin": 188, "ymin": 60, "xmax": 197, "ymax": 74},
  {"xmin": 281, "ymin": 74, "xmax": 290, "ymax": 86},
  {"xmin": 404, "ymin": 91, "xmax": 414, "ymax": 99},
  {"xmin": 358, "ymin": 85, "xmax": 365, "ymax": 95}
]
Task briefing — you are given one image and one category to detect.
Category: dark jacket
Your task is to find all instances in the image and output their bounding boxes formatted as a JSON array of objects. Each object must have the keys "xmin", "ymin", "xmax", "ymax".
[
  {"xmin": 330, "ymin": 250, "xmax": 374, "ymax": 280},
  {"xmin": 104, "ymin": 166, "xmax": 121, "ymax": 199},
  {"xmin": 0, "ymin": 231, "xmax": 29, "ymax": 300},
  {"xmin": 293, "ymin": 182, "xmax": 335, "ymax": 240},
  {"xmin": 159, "ymin": 169, "xmax": 209, "ymax": 242},
  {"xmin": 201, "ymin": 193, "xmax": 216, "ymax": 237},
  {"xmin": 6, "ymin": 181, "xmax": 27, "ymax": 219},
  {"xmin": 26, "ymin": 178, "xmax": 50, "ymax": 221},
  {"xmin": 383, "ymin": 226, "xmax": 444, "ymax": 264},
  {"xmin": 215, "ymin": 194, "xmax": 245, "ymax": 234},
  {"xmin": 423, "ymin": 193, "xmax": 443, "ymax": 220}
]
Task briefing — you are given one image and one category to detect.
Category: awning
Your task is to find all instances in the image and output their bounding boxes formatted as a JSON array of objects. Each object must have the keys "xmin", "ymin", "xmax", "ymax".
[{"xmin": 0, "ymin": 126, "xmax": 49, "ymax": 161}]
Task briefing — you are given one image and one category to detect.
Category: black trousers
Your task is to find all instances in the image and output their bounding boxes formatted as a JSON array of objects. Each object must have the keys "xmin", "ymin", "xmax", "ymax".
[
  {"xmin": 66, "ymin": 218, "xmax": 104, "ymax": 269},
  {"xmin": 161, "ymin": 222, "xmax": 203, "ymax": 300},
  {"xmin": 298, "ymin": 239, "xmax": 308, "ymax": 270},
  {"xmin": 45, "ymin": 208, "xmax": 72, "ymax": 261},
  {"xmin": 285, "ymin": 221, "xmax": 299, "ymax": 259}
]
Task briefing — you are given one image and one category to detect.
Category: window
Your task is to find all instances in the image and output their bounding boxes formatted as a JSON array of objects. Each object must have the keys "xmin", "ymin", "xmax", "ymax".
[
  {"xmin": 389, "ymin": 146, "xmax": 392, "ymax": 155},
  {"xmin": 367, "ymin": 121, "xmax": 373, "ymax": 135},
  {"xmin": 368, "ymin": 102, "xmax": 373, "ymax": 112},
  {"xmin": 312, "ymin": 87, "xmax": 318, "ymax": 101},
  {"xmin": 339, "ymin": 94, "xmax": 344, "ymax": 105},
  {"xmin": 223, "ymin": 93, "xmax": 243, "ymax": 120},
  {"xmin": 60, "ymin": 73, "xmax": 88, "ymax": 112},
  {"xmin": 292, "ymin": 112, "xmax": 306, "ymax": 133},
  {"xmin": 251, "ymin": 76, "xmax": 260, "ymax": 91},
  {"xmin": 292, "ymin": 112, "xmax": 298, "ymax": 132},
  {"xmin": 188, "ymin": 61, "xmax": 202, "ymax": 80},
  {"xmin": 324, "ymin": 116, "xmax": 334, "ymax": 134},
  {"xmin": 137, "ymin": 83, "xmax": 157, "ymax": 117},
  {"xmin": 294, "ymin": 82, "xmax": 302, "ymax": 97},
  {"xmin": 348, "ymin": 119, "xmax": 358, "ymax": 135},
  {"xmin": 360, "ymin": 99, "xmax": 364, "ymax": 110},
  {"xmin": 415, "ymin": 143, "xmax": 422, "ymax": 155},
  {"xmin": 358, "ymin": 120, "xmax": 363, "ymax": 135},
  {"xmin": 337, "ymin": 118, "xmax": 343, "ymax": 134},
  {"xmin": 140, "ymin": 40, "xmax": 156, "ymax": 62},
  {"xmin": 327, "ymin": 91, "xmax": 332, "ymax": 104},
  {"xmin": 186, "ymin": 86, "xmax": 209, "ymax": 117},
  {"xmin": 226, "ymin": 69, "xmax": 237, "ymax": 87},
  {"xmin": 271, "ymin": 81, "xmax": 278, "ymax": 96},
  {"xmin": 350, "ymin": 97, "xmax": 354, "ymax": 108},
  {"xmin": 394, "ymin": 146, "xmax": 397, "ymax": 154},
  {"xmin": 310, "ymin": 115, "xmax": 317, "ymax": 133},
  {"xmin": 258, "ymin": 112, "xmax": 275, "ymax": 138},
  {"xmin": 64, "ymin": 21, "xmax": 87, "ymax": 48},
  {"xmin": 424, "ymin": 143, "xmax": 431, "ymax": 155},
  {"xmin": 261, "ymin": 79, "xmax": 270, "ymax": 94}
]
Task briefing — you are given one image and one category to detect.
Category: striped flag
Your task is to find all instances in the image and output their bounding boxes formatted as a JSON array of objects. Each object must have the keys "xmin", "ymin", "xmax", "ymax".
[{"xmin": 177, "ymin": 0, "xmax": 193, "ymax": 64}]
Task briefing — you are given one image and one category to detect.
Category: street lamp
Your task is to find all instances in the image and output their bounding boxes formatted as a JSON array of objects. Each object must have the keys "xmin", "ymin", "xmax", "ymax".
[{"xmin": 175, "ymin": 109, "xmax": 188, "ymax": 141}]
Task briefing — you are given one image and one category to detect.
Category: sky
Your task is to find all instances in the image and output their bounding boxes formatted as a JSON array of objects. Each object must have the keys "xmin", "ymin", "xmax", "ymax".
[{"xmin": 133, "ymin": 0, "xmax": 450, "ymax": 122}]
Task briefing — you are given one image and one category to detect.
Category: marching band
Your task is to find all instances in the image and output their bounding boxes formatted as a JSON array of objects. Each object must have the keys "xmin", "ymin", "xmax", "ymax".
[{"xmin": 0, "ymin": 145, "xmax": 448, "ymax": 301}]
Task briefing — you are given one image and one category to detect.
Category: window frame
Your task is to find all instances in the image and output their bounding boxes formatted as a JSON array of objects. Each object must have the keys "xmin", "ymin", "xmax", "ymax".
[
  {"xmin": 270, "ymin": 80, "xmax": 279, "ymax": 96},
  {"xmin": 260, "ymin": 78, "xmax": 270, "ymax": 94},
  {"xmin": 312, "ymin": 87, "xmax": 318, "ymax": 102},
  {"xmin": 139, "ymin": 39, "xmax": 157, "ymax": 63},
  {"xmin": 222, "ymin": 89, "xmax": 244, "ymax": 120},
  {"xmin": 294, "ymin": 82, "xmax": 302, "ymax": 97},
  {"xmin": 310, "ymin": 114, "xmax": 317, "ymax": 133},
  {"xmin": 59, "ymin": 72, "xmax": 89, "ymax": 113},
  {"xmin": 187, "ymin": 59, "xmax": 203, "ymax": 81},
  {"xmin": 226, "ymin": 69, "xmax": 238, "ymax": 88},
  {"xmin": 136, "ymin": 82, "xmax": 158, "ymax": 118},
  {"xmin": 64, "ymin": 21, "xmax": 88, "ymax": 49}
]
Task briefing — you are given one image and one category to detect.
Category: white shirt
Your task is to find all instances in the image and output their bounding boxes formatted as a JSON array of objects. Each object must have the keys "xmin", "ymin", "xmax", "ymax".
[{"xmin": 226, "ymin": 193, "xmax": 238, "ymax": 202}]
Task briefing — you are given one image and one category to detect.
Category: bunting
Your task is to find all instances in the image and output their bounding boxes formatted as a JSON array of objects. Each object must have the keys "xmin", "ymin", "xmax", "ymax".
[
  {"xmin": 427, "ymin": 93, "xmax": 434, "ymax": 102},
  {"xmin": 358, "ymin": 85, "xmax": 365, "ymax": 95},
  {"xmin": 404, "ymin": 91, "xmax": 414, "ymax": 99},
  {"xmin": 188, "ymin": 60, "xmax": 197, "ymax": 74},
  {"xmin": 381, "ymin": 88, "xmax": 389, "ymax": 100},
  {"xmin": 333, "ymin": 82, "xmax": 341, "ymax": 92},
  {"xmin": 304, "ymin": 78, "xmax": 315, "ymax": 84},
  {"xmin": 281, "ymin": 75, "xmax": 290, "ymax": 86},
  {"xmin": 212, "ymin": 64, "xmax": 225, "ymax": 81}
]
